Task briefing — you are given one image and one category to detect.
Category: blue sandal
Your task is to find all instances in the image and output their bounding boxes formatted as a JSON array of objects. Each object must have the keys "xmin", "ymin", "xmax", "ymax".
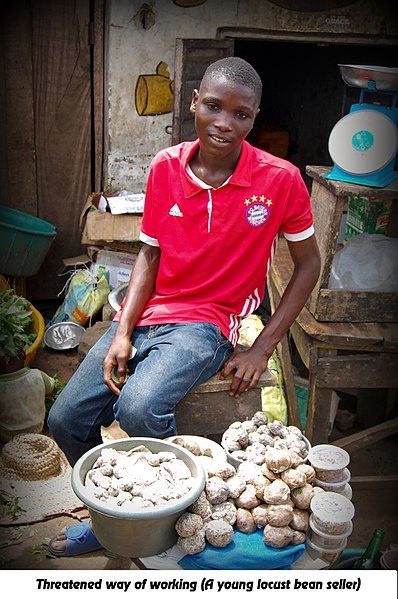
[{"xmin": 48, "ymin": 519, "xmax": 103, "ymax": 557}]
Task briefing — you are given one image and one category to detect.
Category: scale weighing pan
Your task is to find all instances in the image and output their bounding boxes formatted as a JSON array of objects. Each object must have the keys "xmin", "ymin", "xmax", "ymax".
[
  {"xmin": 338, "ymin": 64, "xmax": 398, "ymax": 92},
  {"xmin": 328, "ymin": 109, "xmax": 398, "ymax": 175}
]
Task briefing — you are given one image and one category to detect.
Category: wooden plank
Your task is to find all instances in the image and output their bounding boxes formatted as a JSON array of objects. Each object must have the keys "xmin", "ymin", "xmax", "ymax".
[
  {"xmin": 314, "ymin": 288, "xmax": 398, "ymax": 323},
  {"xmin": 350, "ymin": 474, "xmax": 398, "ymax": 484},
  {"xmin": 305, "ymin": 350, "xmax": 338, "ymax": 444},
  {"xmin": 93, "ymin": 0, "xmax": 105, "ymax": 192},
  {"xmin": 306, "ymin": 165, "xmax": 398, "ymax": 199},
  {"xmin": 176, "ymin": 388, "xmax": 263, "ymax": 436},
  {"xmin": 0, "ymin": 2, "xmax": 37, "ymax": 212},
  {"xmin": 172, "ymin": 38, "xmax": 234, "ymax": 144},
  {"xmin": 332, "ymin": 417, "xmax": 398, "ymax": 453},
  {"xmin": 307, "ymin": 181, "xmax": 346, "ymax": 313},
  {"xmin": 194, "ymin": 367, "xmax": 276, "ymax": 394},
  {"xmin": 315, "ymin": 353, "xmax": 398, "ymax": 388}
]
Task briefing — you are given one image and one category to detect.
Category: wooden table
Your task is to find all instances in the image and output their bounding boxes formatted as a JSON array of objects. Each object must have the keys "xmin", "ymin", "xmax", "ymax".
[{"xmin": 268, "ymin": 239, "xmax": 398, "ymax": 448}]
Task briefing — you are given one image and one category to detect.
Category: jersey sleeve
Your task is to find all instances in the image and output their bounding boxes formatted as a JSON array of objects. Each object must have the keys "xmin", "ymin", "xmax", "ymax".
[
  {"xmin": 139, "ymin": 158, "xmax": 160, "ymax": 247},
  {"xmin": 281, "ymin": 168, "xmax": 314, "ymax": 241}
]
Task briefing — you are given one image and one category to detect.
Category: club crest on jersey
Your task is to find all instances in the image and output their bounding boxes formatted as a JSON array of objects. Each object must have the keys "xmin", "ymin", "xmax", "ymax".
[{"xmin": 245, "ymin": 194, "xmax": 272, "ymax": 228}]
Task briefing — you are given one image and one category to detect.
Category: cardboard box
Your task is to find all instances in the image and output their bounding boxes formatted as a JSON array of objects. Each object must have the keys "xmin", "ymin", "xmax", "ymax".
[
  {"xmin": 345, "ymin": 195, "xmax": 392, "ymax": 239},
  {"xmin": 84, "ymin": 211, "xmax": 142, "ymax": 243},
  {"xmin": 90, "ymin": 249, "xmax": 137, "ymax": 289},
  {"xmin": 80, "ymin": 194, "xmax": 143, "ymax": 244}
]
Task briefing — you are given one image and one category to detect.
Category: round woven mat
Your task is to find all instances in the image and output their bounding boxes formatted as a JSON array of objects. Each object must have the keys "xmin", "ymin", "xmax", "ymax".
[{"xmin": 0, "ymin": 433, "xmax": 61, "ymax": 481}]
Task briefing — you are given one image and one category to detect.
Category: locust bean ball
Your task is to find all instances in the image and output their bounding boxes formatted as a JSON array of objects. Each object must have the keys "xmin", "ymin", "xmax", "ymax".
[
  {"xmin": 263, "ymin": 524, "xmax": 294, "ymax": 548},
  {"xmin": 267, "ymin": 420, "xmax": 284, "ymax": 437},
  {"xmin": 263, "ymin": 479, "xmax": 291, "ymax": 505},
  {"xmin": 230, "ymin": 450, "xmax": 247, "ymax": 462},
  {"xmin": 287, "ymin": 425, "xmax": 302, "ymax": 437},
  {"xmin": 236, "ymin": 508, "xmax": 257, "ymax": 534},
  {"xmin": 251, "ymin": 474, "xmax": 271, "ymax": 499},
  {"xmin": 290, "ymin": 508, "xmax": 309, "ymax": 532},
  {"xmin": 291, "ymin": 483, "xmax": 314, "ymax": 510},
  {"xmin": 177, "ymin": 531, "xmax": 206, "ymax": 555},
  {"xmin": 280, "ymin": 467, "xmax": 307, "ymax": 489},
  {"xmin": 295, "ymin": 463, "xmax": 316, "ymax": 483},
  {"xmin": 222, "ymin": 438, "xmax": 241, "ymax": 453},
  {"xmin": 226, "ymin": 474, "xmax": 247, "ymax": 499},
  {"xmin": 207, "ymin": 461, "xmax": 236, "ymax": 480},
  {"xmin": 265, "ymin": 448, "xmax": 292, "ymax": 474},
  {"xmin": 241, "ymin": 420, "xmax": 257, "ymax": 434},
  {"xmin": 205, "ymin": 520, "xmax": 234, "ymax": 548},
  {"xmin": 252, "ymin": 411, "xmax": 269, "ymax": 427},
  {"xmin": 210, "ymin": 500, "xmax": 237, "ymax": 526},
  {"xmin": 171, "ymin": 437, "xmax": 201, "ymax": 456},
  {"xmin": 266, "ymin": 503, "xmax": 294, "ymax": 527},
  {"xmin": 175, "ymin": 513, "xmax": 204, "ymax": 538},
  {"xmin": 252, "ymin": 504, "xmax": 269, "ymax": 528},
  {"xmin": 261, "ymin": 463, "xmax": 280, "ymax": 481},
  {"xmin": 235, "ymin": 484, "xmax": 261, "ymax": 509},
  {"xmin": 189, "ymin": 491, "xmax": 212, "ymax": 519},
  {"xmin": 273, "ymin": 439, "xmax": 288, "ymax": 451},
  {"xmin": 288, "ymin": 451, "xmax": 305, "ymax": 469},
  {"xmin": 291, "ymin": 530, "xmax": 306, "ymax": 545},
  {"xmin": 237, "ymin": 461, "xmax": 263, "ymax": 483},
  {"xmin": 205, "ymin": 476, "xmax": 229, "ymax": 505}
]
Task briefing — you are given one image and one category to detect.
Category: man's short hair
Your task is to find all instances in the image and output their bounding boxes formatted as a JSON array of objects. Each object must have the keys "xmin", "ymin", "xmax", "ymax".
[{"xmin": 201, "ymin": 57, "xmax": 263, "ymax": 105}]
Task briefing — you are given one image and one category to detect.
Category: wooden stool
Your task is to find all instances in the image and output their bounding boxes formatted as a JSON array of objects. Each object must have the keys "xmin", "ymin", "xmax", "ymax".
[
  {"xmin": 176, "ymin": 367, "xmax": 276, "ymax": 436},
  {"xmin": 79, "ymin": 322, "xmax": 277, "ymax": 437}
]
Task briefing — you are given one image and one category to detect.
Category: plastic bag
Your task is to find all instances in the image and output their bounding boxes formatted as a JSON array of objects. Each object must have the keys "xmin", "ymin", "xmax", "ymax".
[
  {"xmin": 329, "ymin": 233, "xmax": 398, "ymax": 292},
  {"xmin": 49, "ymin": 269, "xmax": 110, "ymax": 327}
]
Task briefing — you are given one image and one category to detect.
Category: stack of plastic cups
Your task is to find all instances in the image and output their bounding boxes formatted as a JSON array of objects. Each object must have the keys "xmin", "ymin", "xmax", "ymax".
[
  {"xmin": 305, "ymin": 444, "xmax": 355, "ymax": 567},
  {"xmin": 307, "ymin": 491, "xmax": 355, "ymax": 567},
  {"xmin": 308, "ymin": 444, "xmax": 352, "ymax": 499}
]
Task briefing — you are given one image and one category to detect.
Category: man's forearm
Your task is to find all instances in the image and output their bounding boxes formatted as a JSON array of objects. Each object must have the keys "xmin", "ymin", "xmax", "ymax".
[{"xmin": 253, "ymin": 236, "xmax": 321, "ymax": 359}]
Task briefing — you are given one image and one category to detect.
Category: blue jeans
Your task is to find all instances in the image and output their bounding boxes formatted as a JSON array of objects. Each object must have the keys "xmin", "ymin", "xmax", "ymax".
[{"xmin": 48, "ymin": 322, "xmax": 233, "ymax": 465}]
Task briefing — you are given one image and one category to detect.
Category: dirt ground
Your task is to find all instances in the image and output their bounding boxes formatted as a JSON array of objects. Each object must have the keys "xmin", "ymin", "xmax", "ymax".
[{"xmin": 1, "ymin": 339, "xmax": 397, "ymax": 571}]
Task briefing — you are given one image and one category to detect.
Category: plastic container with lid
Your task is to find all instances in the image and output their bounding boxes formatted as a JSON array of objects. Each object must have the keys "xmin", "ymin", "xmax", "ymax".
[
  {"xmin": 308, "ymin": 445, "xmax": 350, "ymax": 482},
  {"xmin": 310, "ymin": 491, "xmax": 355, "ymax": 535},
  {"xmin": 305, "ymin": 536, "xmax": 347, "ymax": 566},
  {"xmin": 341, "ymin": 483, "xmax": 353, "ymax": 500},
  {"xmin": 308, "ymin": 514, "xmax": 353, "ymax": 548},
  {"xmin": 313, "ymin": 467, "xmax": 351, "ymax": 493}
]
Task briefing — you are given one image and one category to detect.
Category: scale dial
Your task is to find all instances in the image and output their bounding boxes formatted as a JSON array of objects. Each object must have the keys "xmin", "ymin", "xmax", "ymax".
[{"xmin": 328, "ymin": 109, "xmax": 398, "ymax": 175}]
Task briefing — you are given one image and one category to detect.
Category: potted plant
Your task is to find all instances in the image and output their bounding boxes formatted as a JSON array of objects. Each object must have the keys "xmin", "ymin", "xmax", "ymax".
[
  {"xmin": 0, "ymin": 289, "xmax": 37, "ymax": 373},
  {"xmin": 0, "ymin": 289, "xmax": 53, "ymax": 441}
]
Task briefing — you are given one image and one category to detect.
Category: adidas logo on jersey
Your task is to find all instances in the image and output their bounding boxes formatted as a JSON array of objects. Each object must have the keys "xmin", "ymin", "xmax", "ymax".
[{"xmin": 169, "ymin": 203, "xmax": 183, "ymax": 217}]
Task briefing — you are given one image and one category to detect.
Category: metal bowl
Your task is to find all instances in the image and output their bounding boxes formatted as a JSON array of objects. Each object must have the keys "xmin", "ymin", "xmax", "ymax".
[
  {"xmin": 338, "ymin": 64, "xmax": 398, "ymax": 92},
  {"xmin": 44, "ymin": 322, "xmax": 85, "ymax": 350},
  {"xmin": 108, "ymin": 283, "xmax": 128, "ymax": 312}
]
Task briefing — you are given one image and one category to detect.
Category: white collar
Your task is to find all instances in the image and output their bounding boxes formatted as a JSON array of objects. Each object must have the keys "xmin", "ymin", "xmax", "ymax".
[{"xmin": 186, "ymin": 163, "xmax": 232, "ymax": 190}]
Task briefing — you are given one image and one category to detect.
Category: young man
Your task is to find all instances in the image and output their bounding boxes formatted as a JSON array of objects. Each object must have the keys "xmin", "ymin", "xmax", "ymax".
[{"xmin": 47, "ymin": 57, "xmax": 320, "ymax": 555}]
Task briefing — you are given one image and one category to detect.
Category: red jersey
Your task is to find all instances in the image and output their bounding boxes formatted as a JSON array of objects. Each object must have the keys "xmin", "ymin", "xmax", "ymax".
[{"xmin": 120, "ymin": 139, "xmax": 314, "ymax": 346}]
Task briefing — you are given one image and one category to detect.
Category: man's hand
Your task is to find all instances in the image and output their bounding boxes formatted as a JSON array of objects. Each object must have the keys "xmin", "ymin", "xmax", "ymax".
[
  {"xmin": 102, "ymin": 334, "xmax": 132, "ymax": 396},
  {"xmin": 220, "ymin": 345, "xmax": 269, "ymax": 397}
]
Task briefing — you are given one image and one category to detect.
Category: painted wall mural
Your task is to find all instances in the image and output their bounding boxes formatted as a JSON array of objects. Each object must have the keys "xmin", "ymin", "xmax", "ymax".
[{"xmin": 135, "ymin": 61, "xmax": 175, "ymax": 116}]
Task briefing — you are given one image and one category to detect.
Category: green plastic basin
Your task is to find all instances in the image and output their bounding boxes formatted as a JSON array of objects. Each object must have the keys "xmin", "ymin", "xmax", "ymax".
[{"xmin": 0, "ymin": 205, "xmax": 56, "ymax": 276}]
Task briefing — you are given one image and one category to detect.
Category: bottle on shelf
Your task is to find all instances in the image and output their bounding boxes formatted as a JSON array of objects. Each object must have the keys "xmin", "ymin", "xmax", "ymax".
[{"xmin": 353, "ymin": 529, "xmax": 385, "ymax": 570}]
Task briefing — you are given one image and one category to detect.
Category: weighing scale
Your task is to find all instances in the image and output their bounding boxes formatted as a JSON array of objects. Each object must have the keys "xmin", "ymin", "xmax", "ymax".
[{"xmin": 324, "ymin": 64, "xmax": 398, "ymax": 188}]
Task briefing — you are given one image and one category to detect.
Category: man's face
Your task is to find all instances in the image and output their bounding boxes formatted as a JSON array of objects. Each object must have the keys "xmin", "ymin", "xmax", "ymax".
[{"xmin": 191, "ymin": 75, "xmax": 260, "ymax": 159}]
